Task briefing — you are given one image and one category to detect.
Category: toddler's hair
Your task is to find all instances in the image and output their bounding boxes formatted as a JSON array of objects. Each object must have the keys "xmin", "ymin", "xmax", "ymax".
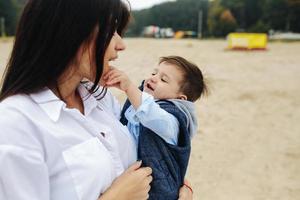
[{"xmin": 159, "ymin": 56, "xmax": 208, "ymax": 102}]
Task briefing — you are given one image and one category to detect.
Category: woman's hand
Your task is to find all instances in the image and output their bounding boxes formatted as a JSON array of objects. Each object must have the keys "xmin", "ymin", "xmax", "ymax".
[
  {"xmin": 99, "ymin": 161, "xmax": 152, "ymax": 200},
  {"xmin": 178, "ymin": 179, "xmax": 193, "ymax": 200}
]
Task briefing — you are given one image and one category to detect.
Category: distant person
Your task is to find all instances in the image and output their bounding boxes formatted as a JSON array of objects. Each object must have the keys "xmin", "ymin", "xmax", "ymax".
[
  {"xmin": 0, "ymin": 0, "xmax": 193, "ymax": 199},
  {"xmin": 104, "ymin": 56, "xmax": 208, "ymax": 199}
]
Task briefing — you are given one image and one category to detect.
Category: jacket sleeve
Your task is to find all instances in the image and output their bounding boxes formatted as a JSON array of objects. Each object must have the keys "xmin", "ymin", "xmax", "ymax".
[{"xmin": 125, "ymin": 92, "xmax": 179, "ymax": 145}]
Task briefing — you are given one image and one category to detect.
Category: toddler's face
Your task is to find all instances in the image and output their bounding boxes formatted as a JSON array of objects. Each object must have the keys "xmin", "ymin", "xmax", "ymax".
[{"xmin": 143, "ymin": 62, "xmax": 186, "ymax": 100}]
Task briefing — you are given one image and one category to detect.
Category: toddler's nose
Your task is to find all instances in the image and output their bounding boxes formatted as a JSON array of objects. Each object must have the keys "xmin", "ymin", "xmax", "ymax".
[
  {"xmin": 150, "ymin": 77, "xmax": 157, "ymax": 83},
  {"xmin": 150, "ymin": 74, "xmax": 159, "ymax": 83}
]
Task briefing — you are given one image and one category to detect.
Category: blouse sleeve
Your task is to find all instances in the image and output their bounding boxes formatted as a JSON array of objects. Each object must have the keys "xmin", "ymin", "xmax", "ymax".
[
  {"xmin": 0, "ymin": 145, "xmax": 50, "ymax": 200},
  {"xmin": 0, "ymin": 107, "xmax": 50, "ymax": 200}
]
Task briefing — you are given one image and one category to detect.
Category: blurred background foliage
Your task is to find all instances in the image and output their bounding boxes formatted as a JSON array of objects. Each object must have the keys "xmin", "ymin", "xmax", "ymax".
[
  {"xmin": 0, "ymin": 0, "xmax": 26, "ymax": 35},
  {"xmin": 1, "ymin": 0, "xmax": 300, "ymax": 37}
]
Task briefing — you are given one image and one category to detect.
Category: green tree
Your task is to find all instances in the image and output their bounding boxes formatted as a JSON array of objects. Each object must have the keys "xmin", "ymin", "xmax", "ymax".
[
  {"xmin": 0, "ymin": 0, "xmax": 26, "ymax": 35},
  {"xmin": 220, "ymin": 0, "xmax": 246, "ymax": 29},
  {"xmin": 286, "ymin": 0, "xmax": 300, "ymax": 32},
  {"xmin": 128, "ymin": 0, "xmax": 209, "ymax": 36},
  {"xmin": 263, "ymin": 0, "xmax": 289, "ymax": 31},
  {"xmin": 127, "ymin": 0, "xmax": 300, "ymax": 37},
  {"xmin": 0, "ymin": 0, "xmax": 17, "ymax": 35},
  {"xmin": 207, "ymin": 0, "xmax": 237, "ymax": 37}
]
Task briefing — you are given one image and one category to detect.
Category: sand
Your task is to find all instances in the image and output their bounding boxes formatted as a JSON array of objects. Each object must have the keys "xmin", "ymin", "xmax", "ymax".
[{"xmin": 1, "ymin": 38, "xmax": 300, "ymax": 200}]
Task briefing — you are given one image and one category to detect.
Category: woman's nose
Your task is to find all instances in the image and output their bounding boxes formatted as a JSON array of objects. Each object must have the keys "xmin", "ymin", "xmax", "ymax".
[{"xmin": 115, "ymin": 32, "xmax": 126, "ymax": 51}]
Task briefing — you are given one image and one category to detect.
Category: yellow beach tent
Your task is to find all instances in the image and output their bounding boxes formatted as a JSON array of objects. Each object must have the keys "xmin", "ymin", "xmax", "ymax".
[{"xmin": 227, "ymin": 33, "xmax": 268, "ymax": 50}]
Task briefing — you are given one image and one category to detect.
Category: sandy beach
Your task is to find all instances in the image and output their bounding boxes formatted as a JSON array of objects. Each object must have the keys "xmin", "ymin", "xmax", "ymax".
[{"xmin": 1, "ymin": 38, "xmax": 300, "ymax": 200}]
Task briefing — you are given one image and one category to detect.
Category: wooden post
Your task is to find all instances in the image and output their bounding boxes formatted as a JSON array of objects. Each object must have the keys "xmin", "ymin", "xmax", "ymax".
[
  {"xmin": 198, "ymin": 10, "xmax": 203, "ymax": 39},
  {"xmin": 0, "ymin": 17, "xmax": 5, "ymax": 37}
]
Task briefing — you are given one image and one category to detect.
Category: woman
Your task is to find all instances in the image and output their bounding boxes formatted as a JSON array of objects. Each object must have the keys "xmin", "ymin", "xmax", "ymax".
[{"xmin": 0, "ymin": 0, "xmax": 193, "ymax": 199}]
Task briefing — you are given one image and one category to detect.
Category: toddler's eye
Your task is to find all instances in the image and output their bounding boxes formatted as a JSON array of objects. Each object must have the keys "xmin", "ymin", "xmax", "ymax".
[
  {"xmin": 151, "ymin": 73, "xmax": 157, "ymax": 76},
  {"xmin": 161, "ymin": 78, "xmax": 167, "ymax": 83}
]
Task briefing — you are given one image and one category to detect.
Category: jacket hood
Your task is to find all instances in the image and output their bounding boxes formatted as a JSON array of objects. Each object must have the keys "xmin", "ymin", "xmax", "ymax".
[{"xmin": 168, "ymin": 99, "xmax": 198, "ymax": 138}]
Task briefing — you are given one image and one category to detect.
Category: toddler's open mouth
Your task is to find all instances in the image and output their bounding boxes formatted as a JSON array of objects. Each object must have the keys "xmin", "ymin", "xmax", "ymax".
[{"xmin": 146, "ymin": 83, "xmax": 154, "ymax": 91}]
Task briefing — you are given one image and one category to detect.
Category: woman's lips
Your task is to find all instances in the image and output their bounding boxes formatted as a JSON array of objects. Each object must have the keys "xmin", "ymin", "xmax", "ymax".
[{"xmin": 109, "ymin": 55, "xmax": 118, "ymax": 61}]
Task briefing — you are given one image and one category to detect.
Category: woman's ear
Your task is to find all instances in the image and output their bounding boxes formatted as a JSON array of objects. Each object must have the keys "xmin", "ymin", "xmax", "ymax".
[{"xmin": 178, "ymin": 94, "xmax": 187, "ymax": 100}]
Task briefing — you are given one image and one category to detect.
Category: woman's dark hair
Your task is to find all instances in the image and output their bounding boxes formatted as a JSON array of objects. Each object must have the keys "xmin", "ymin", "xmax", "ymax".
[
  {"xmin": 159, "ymin": 56, "xmax": 208, "ymax": 102},
  {"xmin": 0, "ymin": 0, "xmax": 130, "ymax": 101}
]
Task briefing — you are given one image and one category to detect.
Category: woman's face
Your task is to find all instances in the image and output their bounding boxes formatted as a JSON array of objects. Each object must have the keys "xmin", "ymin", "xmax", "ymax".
[
  {"xmin": 75, "ymin": 31, "xmax": 126, "ymax": 85},
  {"xmin": 101, "ymin": 32, "xmax": 126, "ymax": 85}
]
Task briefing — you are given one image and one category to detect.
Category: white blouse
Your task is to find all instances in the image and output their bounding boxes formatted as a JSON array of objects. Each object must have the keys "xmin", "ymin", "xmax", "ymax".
[{"xmin": 0, "ymin": 85, "xmax": 137, "ymax": 200}]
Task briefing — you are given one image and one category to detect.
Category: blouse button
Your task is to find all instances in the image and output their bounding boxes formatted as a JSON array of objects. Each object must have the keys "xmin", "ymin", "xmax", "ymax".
[{"xmin": 100, "ymin": 132, "xmax": 105, "ymax": 137}]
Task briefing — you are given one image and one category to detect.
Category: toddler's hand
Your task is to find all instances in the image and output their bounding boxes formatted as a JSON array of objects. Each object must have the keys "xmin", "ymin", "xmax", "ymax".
[{"xmin": 104, "ymin": 68, "xmax": 132, "ymax": 92}]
